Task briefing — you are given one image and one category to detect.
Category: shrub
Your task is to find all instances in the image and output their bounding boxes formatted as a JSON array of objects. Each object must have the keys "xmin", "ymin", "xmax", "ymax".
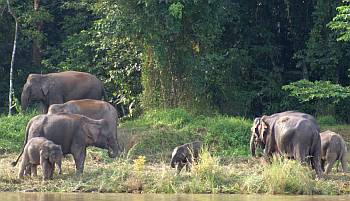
[{"xmin": 0, "ymin": 112, "xmax": 36, "ymax": 153}]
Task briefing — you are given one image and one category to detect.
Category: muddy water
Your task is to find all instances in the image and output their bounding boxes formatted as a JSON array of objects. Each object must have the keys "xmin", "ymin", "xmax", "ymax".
[{"xmin": 0, "ymin": 193, "xmax": 349, "ymax": 201}]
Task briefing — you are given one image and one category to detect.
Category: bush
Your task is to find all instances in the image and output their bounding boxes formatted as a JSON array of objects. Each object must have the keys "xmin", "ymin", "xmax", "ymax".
[
  {"xmin": 0, "ymin": 112, "xmax": 36, "ymax": 153},
  {"xmin": 121, "ymin": 108, "xmax": 252, "ymax": 158},
  {"xmin": 317, "ymin": 115, "xmax": 340, "ymax": 126}
]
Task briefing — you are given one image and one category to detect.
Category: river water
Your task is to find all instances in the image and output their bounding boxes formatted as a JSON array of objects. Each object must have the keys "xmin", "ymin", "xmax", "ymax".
[{"xmin": 0, "ymin": 193, "xmax": 349, "ymax": 201}]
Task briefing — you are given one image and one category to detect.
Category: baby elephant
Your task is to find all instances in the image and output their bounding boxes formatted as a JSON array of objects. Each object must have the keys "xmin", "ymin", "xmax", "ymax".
[
  {"xmin": 320, "ymin": 130, "xmax": 348, "ymax": 174},
  {"xmin": 170, "ymin": 141, "xmax": 202, "ymax": 173},
  {"xmin": 18, "ymin": 137, "xmax": 63, "ymax": 180}
]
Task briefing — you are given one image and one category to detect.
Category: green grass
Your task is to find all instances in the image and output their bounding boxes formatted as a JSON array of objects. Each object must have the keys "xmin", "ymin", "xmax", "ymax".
[
  {"xmin": 120, "ymin": 108, "xmax": 252, "ymax": 159},
  {"xmin": 0, "ymin": 112, "xmax": 37, "ymax": 153}
]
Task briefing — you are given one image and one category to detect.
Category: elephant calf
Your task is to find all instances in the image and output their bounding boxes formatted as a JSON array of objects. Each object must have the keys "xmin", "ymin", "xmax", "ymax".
[
  {"xmin": 170, "ymin": 141, "xmax": 202, "ymax": 173},
  {"xmin": 320, "ymin": 130, "xmax": 348, "ymax": 174},
  {"xmin": 18, "ymin": 137, "xmax": 63, "ymax": 180}
]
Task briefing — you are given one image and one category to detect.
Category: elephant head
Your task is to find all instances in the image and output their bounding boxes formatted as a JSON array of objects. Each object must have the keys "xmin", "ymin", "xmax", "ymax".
[
  {"xmin": 170, "ymin": 147, "xmax": 185, "ymax": 168},
  {"xmin": 83, "ymin": 118, "xmax": 118, "ymax": 158},
  {"xmin": 40, "ymin": 143, "xmax": 63, "ymax": 164},
  {"xmin": 48, "ymin": 104, "xmax": 69, "ymax": 114},
  {"xmin": 250, "ymin": 117, "xmax": 270, "ymax": 156},
  {"xmin": 21, "ymin": 74, "xmax": 54, "ymax": 112}
]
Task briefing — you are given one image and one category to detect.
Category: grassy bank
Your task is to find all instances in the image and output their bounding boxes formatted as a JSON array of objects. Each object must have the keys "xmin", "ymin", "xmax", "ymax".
[{"xmin": 1, "ymin": 109, "xmax": 350, "ymax": 194}]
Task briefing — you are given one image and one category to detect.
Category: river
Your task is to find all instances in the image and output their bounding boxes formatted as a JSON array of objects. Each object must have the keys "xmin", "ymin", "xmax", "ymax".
[{"xmin": 1, "ymin": 193, "xmax": 349, "ymax": 201}]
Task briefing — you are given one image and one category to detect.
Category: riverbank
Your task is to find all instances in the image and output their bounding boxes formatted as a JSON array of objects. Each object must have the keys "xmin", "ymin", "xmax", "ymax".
[
  {"xmin": 1, "ymin": 151, "xmax": 350, "ymax": 194},
  {"xmin": 1, "ymin": 109, "xmax": 350, "ymax": 194}
]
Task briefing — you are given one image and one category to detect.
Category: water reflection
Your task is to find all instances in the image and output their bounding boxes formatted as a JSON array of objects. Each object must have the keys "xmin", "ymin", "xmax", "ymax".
[{"xmin": 1, "ymin": 193, "xmax": 350, "ymax": 201}]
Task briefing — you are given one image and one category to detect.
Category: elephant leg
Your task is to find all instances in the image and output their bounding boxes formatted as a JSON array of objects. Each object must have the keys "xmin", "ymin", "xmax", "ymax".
[
  {"xmin": 24, "ymin": 164, "xmax": 32, "ymax": 176},
  {"xmin": 325, "ymin": 153, "xmax": 337, "ymax": 174},
  {"xmin": 177, "ymin": 163, "xmax": 185, "ymax": 174},
  {"xmin": 185, "ymin": 163, "xmax": 191, "ymax": 172},
  {"xmin": 31, "ymin": 164, "xmax": 38, "ymax": 177},
  {"xmin": 321, "ymin": 159, "xmax": 325, "ymax": 172},
  {"xmin": 49, "ymin": 163, "xmax": 54, "ymax": 180},
  {"xmin": 72, "ymin": 147, "xmax": 86, "ymax": 175},
  {"xmin": 341, "ymin": 155, "xmax": 348, "ymax": 173},
  {"xmin": 18, "ymin": 161, "xmax": 27, "ymax": 179}
]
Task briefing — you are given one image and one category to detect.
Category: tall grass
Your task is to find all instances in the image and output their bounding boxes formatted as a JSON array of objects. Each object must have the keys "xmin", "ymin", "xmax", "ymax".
[{"xmin": 244, "ymin": 156, "xmax": 314, "ymax": 194}]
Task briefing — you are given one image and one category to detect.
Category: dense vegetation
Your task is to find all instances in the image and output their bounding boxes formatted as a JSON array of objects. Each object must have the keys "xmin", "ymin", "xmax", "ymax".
[{"xmin": 1, "ymin": 0, "xmax": 350, "ymax": 120}]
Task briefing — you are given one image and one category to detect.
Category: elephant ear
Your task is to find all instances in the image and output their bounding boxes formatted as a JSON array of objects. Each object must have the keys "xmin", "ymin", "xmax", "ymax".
[
  {"xmin": 251, "ymin": 117, "xmax": 261, "ymax": 137},
  {"xmin": 41, "ymin": 76, "xmax": 54, "ymax": 96},
  {"xmin": 82, "ymin": 123, "xmax": 100, "ymax": 145},
  {"xmin": 259, "ymin": 116, "xmax": 270, "ymax": 140},
  {"xmin": 40, "ymin": 145, "xmax": 50, "ymax": 159}
]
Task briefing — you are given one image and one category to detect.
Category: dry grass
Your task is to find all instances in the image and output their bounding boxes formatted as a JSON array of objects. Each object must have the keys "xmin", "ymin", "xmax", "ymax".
[{"xmin": 1, "ymin": 149, "xmax": 349, "ymax": 194}]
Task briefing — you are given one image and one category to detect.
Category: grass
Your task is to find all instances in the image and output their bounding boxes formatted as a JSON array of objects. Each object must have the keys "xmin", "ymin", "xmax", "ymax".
[
  {"xmin": 1, "ymin": 108, "xmax": 350, "ymax": 194},
  {"xmin": 1, "ymin": 150, "xmax": 349, "ymax": 194}
]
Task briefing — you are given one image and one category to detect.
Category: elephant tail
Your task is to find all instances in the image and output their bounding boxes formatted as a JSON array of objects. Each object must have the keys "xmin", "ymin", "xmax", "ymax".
[{"xmin": 11, "ymin": 119, "xmax": 32, "ymax": 167}]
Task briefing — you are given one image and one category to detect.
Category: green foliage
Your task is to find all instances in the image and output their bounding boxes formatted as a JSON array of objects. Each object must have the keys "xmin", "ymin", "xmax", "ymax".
[
  {"xmin": 0, "ymin": 112, "xmax": 36, "ymax": 153},
  {"xmin": 283, "ymin": 79, "xmax": 350, "ymax": 103},
  {"xmin": 317, "ymin": 115, "xmax": 340, "ymax": 126},
  {"xmin": 329, "ymin": 0, "xmax": 350, "ymax": 42},
  {"xmin": 121, "ymin": 108, "xmax": 251, "ymax": 157}
]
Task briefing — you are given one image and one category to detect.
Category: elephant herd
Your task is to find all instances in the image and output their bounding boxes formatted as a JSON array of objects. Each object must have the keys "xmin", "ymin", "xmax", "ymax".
[
  {"xmin": 11, "ymin": 71, "xmax": 348, "ymax": 180},
  {"xmin": 170, "ymin": 112, "xmax": 348, "ymax": 178},
  {"xmin": 12, "ymin": 71, "xmax": 118, "ymax": 180}
]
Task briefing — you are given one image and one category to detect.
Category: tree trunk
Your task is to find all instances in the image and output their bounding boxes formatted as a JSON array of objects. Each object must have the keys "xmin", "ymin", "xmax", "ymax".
[
  {"xmin": 32, "ymin": 0, "xmax": 42, "ymax": 68},
  {"xmin": 7, "ymin": 0, "xmax": 18, "ymax": 116}
]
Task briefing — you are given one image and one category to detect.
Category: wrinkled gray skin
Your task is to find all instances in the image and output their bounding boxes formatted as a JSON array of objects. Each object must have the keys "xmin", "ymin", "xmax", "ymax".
[
  {"xmin": 21, "ymin": 71, "xmax": 107, "ymax": 113},
  {"xmin": 250, "ymin": 111, "xmax": 320, "ymax": 156},
  {"xmin": 170, "ymin": 141, "xmax": 202, "ymax": 174},
  {"xmin": 12, "ymin": 113, "xmax": 118, "ymax": 175},
  {"xmin": 320, "ymin": 130, "xmax": 348, "ymax": 174},
  {"xmin": 250, "ymin": 111, "xmax": 323, "ymax": 178},
  {"xmin": 48, "ymin": 99, "xmax": 120, "ymax": 153},
  {"xmin": 18, "ymin": 137, "xmax": 63, "ymax": 180}
]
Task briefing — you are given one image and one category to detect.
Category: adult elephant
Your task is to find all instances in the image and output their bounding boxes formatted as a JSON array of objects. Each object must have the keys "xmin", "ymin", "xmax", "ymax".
[
  {"xmin": 21, "ymin": 71, "xmax": 107, "ymax": 113},
  {"xmin": 11, "ymin": 113, "xmax": 118, "ymax": 175},
  {"xmin": 48, "ymin": 99, "xmax": 120, "ymax": 153},
  {"xmin": 250, "ymin": 111, "xmax": 323, "ymax": 178}
]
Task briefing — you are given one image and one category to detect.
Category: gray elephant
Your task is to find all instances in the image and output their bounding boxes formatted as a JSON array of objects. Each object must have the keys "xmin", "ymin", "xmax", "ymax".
[
  {"xmin": 250, "ymin": 111, "xmax": 323, "ymax": 178},
  {"xmin": 170, "ymin": 141, "xmax": 202, "ymax": 173},
  {"xmin": 21, "ymin": 71, "xmax": 107, "ymax": 113},
  {"xmin": 12, "ymin": 113, "xmax": 118, "ymax": 175},
  {"xmin": 18, "ymin": 137, "xmax": 63, "ymax": 180},
  {"xmin": 320, "ymin": 130, "xmax": 348, "ymax": 174},
  {"xmin": 48, "ymin": 99, "xmax": 120, "ymax": 153}
]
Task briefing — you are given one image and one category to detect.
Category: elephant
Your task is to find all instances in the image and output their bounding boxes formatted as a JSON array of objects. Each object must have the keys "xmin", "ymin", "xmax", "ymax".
[
  {"xmin": 18, "ymin": 137, "xmax": 63, "ymax": 180},
  {"xmin": 170, "ymin": 141, "xmax": 202, "ymax": 173},
  {"xmin": 320, "ymin": 130, "xmax": 348, "ymax": 174},
  {"xmin": 21, "ymin": 71, "xmax": 107, "ymax": 113},
  {"xmin": 48, "ymin": 99, "xmax": 120, "ymax": 153},
  {"xmin": 12, "ymin": 113, "xmax": 118, "ymax": 175},
  {"xmin": 250, "ymin": 111, "xmax": 323, "ymax": 178},
  {"xmin": 250, "ymin": 111, "xmax": 320, "ymax": 157}
]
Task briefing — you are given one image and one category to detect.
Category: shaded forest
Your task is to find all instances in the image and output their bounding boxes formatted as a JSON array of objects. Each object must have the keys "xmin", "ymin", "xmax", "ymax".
[{"xmin": 1, "ymin": 0, "xmax": 350, "ymax": 120}]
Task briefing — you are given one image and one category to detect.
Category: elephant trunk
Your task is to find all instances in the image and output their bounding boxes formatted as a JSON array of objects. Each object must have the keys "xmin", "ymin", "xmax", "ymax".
[
  {"xmin": 21, "ymin": 85, "xmax": 30, "ymax": 112},
  {"xmin": 108, "ymin": 140, "xmax": 119, "ymax": 158},
  {"xmin": 170, "ymin": 158, "xmax": 176, "ymax": 168},
  {"xmin": 250, "ymin": 133, "xmax": 256, "ymax": 157}
]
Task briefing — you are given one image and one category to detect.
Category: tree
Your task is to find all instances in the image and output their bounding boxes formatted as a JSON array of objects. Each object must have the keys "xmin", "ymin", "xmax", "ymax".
[{"xmin": 6, "ymin": 0, "xmax": 18, "ymax": 115}]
